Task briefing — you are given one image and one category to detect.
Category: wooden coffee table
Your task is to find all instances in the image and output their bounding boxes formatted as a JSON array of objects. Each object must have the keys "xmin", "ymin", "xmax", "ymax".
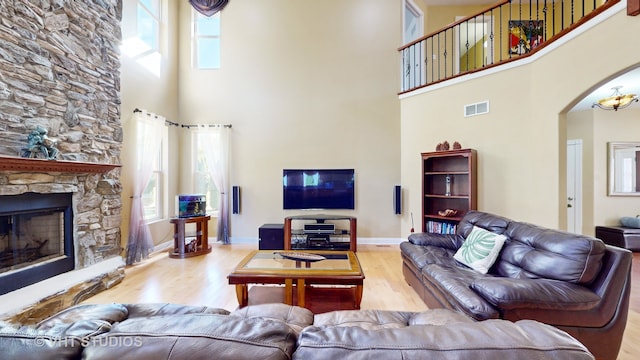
[{"xmin": 228, "ymin": 250, "xmax": 364, "ymax": 309}]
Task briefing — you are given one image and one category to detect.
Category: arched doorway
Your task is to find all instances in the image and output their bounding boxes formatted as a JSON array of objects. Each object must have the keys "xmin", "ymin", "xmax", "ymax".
[{"xmin": 563, "ymin": 65, "xmax": 640, "ymax": 235}]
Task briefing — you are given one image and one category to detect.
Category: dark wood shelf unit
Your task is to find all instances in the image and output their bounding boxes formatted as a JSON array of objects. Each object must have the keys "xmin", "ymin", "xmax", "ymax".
[
  {"xmin": 169, "ymin": 215, "xmax": 212, "ymax": 258},
  {"xmin": 284, "ymin": 214, "xmax": 357, "ymax": 252},
  {"xmin": 421, "ymin": 149, "xmax": 477, "ymax": 234}
]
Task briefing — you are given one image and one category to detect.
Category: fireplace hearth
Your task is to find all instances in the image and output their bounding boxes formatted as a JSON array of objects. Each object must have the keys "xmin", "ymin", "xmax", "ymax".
[{"xmin": 0, "ymin": 192, "xmax": 74, "ymax": 295}]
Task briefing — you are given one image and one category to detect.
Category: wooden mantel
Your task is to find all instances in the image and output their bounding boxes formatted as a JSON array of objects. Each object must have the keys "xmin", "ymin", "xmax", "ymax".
[{"xmin": 0, "ymin": 155, "xmax": 121, "ymax": 173}]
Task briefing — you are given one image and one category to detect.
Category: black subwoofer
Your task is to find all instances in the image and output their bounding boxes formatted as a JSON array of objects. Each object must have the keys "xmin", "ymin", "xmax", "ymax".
[{"xmin": 258, "ymin": 223, "xmax": 284, "ymax": 250}]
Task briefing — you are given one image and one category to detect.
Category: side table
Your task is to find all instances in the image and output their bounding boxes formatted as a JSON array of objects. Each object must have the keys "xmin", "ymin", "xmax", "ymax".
[{"xmin": 169, "ymin": 215, "xmax": 212, "ymax": 258}]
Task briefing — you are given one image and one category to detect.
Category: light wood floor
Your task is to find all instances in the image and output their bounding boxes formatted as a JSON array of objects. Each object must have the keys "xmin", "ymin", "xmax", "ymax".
[{"xmin": 83, "ymin": 243, "xmax": 640, "ymax": 360}]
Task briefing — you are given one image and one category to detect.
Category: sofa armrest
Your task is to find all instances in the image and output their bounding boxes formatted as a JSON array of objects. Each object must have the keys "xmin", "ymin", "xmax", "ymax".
[
  {"xmin": 471, "ymin": 278, "xmax": 601, "ymax": 311},
  {"xmin": 408, "ymin": 232, "xmax": 464, "ymax": 250}
]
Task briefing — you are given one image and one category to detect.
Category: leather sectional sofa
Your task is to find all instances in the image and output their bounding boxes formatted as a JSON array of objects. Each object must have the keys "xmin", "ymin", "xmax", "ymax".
[
  {"xmin": 401, "ymin": 210, "xmax": 632, "ymax": 360},
  {"xmin": 0, "ymin": 302, "xmax": 594, "ymax": 359}
]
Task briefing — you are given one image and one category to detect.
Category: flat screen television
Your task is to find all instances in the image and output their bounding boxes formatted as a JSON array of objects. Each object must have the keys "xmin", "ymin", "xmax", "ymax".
[{"xmin": 283, "ymin": 169, "xmax": 355, "ymax": 210}]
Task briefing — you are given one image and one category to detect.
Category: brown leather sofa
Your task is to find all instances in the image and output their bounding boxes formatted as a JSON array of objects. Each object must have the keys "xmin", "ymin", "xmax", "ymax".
[
  {"xmin": 401, "ymin": 210, "xmax": 632, "ymax": 360},
  {"xmin": 0, "ymin": 302, "xmax": 594, "ymax": 359}
]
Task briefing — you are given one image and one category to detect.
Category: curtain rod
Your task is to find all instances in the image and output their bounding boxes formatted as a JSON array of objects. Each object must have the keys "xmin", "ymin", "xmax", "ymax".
[
  {"xmin": 133, "ymin": 108, "xmax": 179, "ymax": 127},
  {"xmin": 133, "ymin": 108, "xmax": 231, "ymax": 129},
  {"xmin": 181, "ymin": 124, "xmax": 232, "ymax": 129}
]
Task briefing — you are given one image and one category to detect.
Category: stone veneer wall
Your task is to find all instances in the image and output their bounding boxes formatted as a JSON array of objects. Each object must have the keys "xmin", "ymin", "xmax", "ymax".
[
  {"xmin": 0, "ymin": 0, "xmax": 123, "ymax": 161},
  {"xmin": 0, "ymin": 0, "xmax": 124, "ymax": 323}
]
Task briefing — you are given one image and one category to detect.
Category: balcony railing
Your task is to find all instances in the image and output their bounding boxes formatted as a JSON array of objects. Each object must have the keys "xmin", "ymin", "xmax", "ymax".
[{"xmin": 399, "ymin": 0, "xmax": 620, "ymax": 94}]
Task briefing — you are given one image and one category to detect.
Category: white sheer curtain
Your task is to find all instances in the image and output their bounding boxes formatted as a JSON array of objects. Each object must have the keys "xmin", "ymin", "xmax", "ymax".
[
  {"xmin": 197, "ymin": 126, "xmax": 231, "ymax": 244},
  {"xmin": 126, "ymin": 111, "xmax": 164, "ymax": 264}
]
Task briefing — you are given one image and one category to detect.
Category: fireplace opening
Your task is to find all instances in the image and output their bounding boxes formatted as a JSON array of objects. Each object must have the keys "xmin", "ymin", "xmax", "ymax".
[{"xmin": 0, "ymin": 192, "xmax": 74, "ymax": 295}]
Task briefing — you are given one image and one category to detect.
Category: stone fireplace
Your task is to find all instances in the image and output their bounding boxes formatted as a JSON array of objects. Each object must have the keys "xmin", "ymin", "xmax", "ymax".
[
  {"xmin": 0, "ymin": 158, "xmax": 124, "ymax": 324},
  {"xmin": 0, "ymin": 192, "xmax": 74, "ymax": 295},
  {"xmin": 0, "ymin": 0, "xmax": 124, "ymax": 324}
]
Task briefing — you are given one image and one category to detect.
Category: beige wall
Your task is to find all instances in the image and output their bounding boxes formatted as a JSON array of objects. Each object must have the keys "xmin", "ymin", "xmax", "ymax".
[
  {"xmin": 175, "ymin": 0, "xmax": 402, "ymax": 240},
  {"xmin": 423, "ymin": 5, "xmax": 487, "ymax": 33},
  {"xmin": 120, "ymin": 0, "xmax": 180, "ymax": 248},
  {"xmin": 120, "ymin": 1, "xmax": 638, "ymax": 248},
  {"xmin": 400, "ymin": 3, "xmax": 640, "ymax": 236}
]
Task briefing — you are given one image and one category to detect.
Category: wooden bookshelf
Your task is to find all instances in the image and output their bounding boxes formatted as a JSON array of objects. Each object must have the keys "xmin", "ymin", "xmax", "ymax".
[{"xmin": 421, "ymin": 149, "xmax": 476, "ymax": 234}]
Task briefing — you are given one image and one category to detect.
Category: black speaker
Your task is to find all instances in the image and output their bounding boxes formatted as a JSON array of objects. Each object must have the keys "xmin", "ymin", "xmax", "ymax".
[
  {"xmin": 232, "ymin": 186, "xmax": 240, "ymax": 214},
  {"xmin": 393, "ymin": 185, "xmax": 402, "ymax": 214},
  {"xmin": 258, "ymin": 224, "xmax": 284, "ymax": 250}
]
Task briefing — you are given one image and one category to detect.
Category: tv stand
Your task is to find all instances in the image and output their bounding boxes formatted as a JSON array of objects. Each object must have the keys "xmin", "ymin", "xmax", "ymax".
[{"xmin": 284, "ymin": 214, "xmax": 357, "ymax": 252}]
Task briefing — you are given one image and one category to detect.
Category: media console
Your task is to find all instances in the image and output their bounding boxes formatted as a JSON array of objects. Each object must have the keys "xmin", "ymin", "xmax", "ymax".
[{"xmin": 284, "ymin": 214, "xmax": 357, "ymax": 252}]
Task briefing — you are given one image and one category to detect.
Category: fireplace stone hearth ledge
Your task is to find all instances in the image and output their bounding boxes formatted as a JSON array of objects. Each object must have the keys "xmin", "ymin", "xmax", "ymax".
[
  {"xmin": 0, "ymin": 156, "xmax": 124, "ymax": 325},
  {"xmin": 0, "ymin": 257, "xmax": 125, "ymax": 324}
]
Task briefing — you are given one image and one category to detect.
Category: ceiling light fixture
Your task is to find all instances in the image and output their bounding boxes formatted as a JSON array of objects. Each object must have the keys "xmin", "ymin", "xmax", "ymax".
[
  {"xmin": 189, "ymin": 0, "xmax": 229, "ymax": 17},
  {"xmin": 592, "ymin": 86, "xmax": 639, "ymax": 111}
]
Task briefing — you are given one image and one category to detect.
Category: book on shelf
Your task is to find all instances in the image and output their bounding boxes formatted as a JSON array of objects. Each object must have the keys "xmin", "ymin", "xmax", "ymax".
[{"xmin": 426, "ymin": 220, "xmax": 457, "ymax": 234}]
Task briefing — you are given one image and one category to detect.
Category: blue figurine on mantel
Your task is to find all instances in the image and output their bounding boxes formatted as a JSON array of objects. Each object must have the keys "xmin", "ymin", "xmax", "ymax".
[{"xmin": 21, "ymin": 126, "xmax": 59, "ymax": 160}]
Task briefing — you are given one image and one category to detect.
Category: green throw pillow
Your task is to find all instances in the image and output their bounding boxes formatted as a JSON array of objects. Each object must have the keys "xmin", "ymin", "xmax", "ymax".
[{"xmin": 454, "ymin": 226, "xmax": 506, "ymax": 274}]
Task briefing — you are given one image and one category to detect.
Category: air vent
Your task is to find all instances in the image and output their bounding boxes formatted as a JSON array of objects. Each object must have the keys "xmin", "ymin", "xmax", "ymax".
[{"xmin": 464, "ymin": 101, "xmax": 489, "ymax": 117}]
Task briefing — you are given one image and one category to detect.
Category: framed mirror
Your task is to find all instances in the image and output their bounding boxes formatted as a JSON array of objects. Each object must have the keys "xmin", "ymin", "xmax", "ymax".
[{"xmin": 608, "ymin": 142, "xmax": 640, "ymax": 196}]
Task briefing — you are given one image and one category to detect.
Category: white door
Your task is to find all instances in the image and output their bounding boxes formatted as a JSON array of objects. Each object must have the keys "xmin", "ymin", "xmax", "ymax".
[
  {"xmin": 567, "ymin": 140, "xmax": 583, "ymax": 234},
  {"xmin": 402, "ymin": 0, "xmax": 423, "ymax": 90},
  {"xmin": 403, "ymin": 0, "xmax": 422, "ymax": 44}
]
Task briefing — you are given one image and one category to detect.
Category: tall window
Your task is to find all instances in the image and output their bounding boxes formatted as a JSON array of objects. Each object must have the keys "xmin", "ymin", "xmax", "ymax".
[
  {"xmin": 193, "ymin": 12, "xmax": 221, "ymax": 69},
  {"xmin": 137, "ymin": 0, "xmax": 161, "ymax": 51},
  {"xmin": 120, "ymin": 0, "xmax": 162, "ymax": 76},
  {"xmin": 142, "ymin": 128, "xmax": 167, "ymax": 221},
  {"xmin": 193, "ymin": 132, "xmax": 220, "ymax": 214}
]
